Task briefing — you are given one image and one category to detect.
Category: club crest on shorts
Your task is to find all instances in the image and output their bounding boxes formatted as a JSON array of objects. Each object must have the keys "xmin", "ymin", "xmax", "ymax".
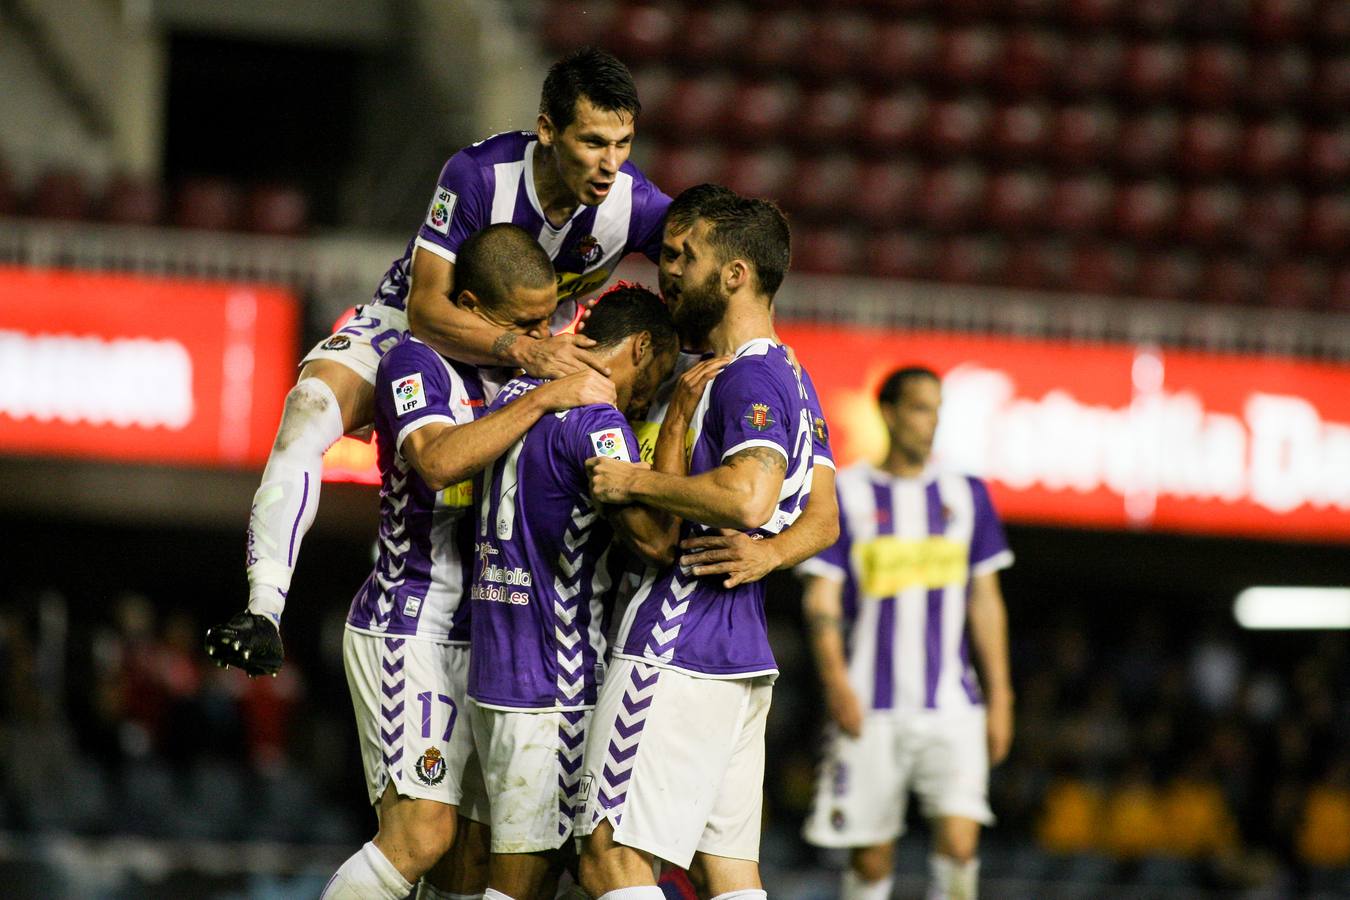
[
  {"xmin": 831, "ymin": 808, "xmax": 847, "ymax": 831},
  {"xmin": 576, "ymin": 234, "xmax": 603, "ymax": 266},
  {"xmin": 415, "ymin": 746, "xmax": 446, "ymax": 785},
  {"xmin": 744, "ymin": 403, "xmax": 775, "ymax": 431},
  {"xmin": 426, "ymin": 187, "xmax": 457, "ymax": 236},
  {"xmin": 589, "ymin": 429, "xmax": 630, "ymax": 460},
  {"xmin": 392, "ymin": 372, "xmax": 427, "ymax": 415},
  {"xmin": 321, "ymin": 334, "xmax": 351, "ymax": 351}
]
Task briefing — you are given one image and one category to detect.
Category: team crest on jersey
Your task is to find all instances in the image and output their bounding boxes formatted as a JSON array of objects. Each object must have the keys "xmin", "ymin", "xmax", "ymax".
[
  {"xmin": 392, "ymin": 372, "xmax": 427, "ymax": 415},
  {"xmin": 425, "ymin": 187, "xmax": 457, "ymax": 236},
  {"xmin": 414, "ymin": 746, "xmax": 447, "ymax": 786},
  {"xmin": 576, "ymin": 234, "xmax": 603, "ymax": 266},
  {"xmin": 813, "ymin": 415, "xmax": 829, "ymax": 444},
  {"xmin": 321, "ymin": 334, "xmax": 351, "ymax": 351},
  {"xmin": 744, "ymin": 403, "xmax": 775, "ymax": 431},
  {"xmin": 589, "ymin": 429, "xmax": 630, "ymax": 460}
]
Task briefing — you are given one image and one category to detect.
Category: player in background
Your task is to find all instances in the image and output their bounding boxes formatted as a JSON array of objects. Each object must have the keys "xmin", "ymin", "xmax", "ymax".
[
  {"xmin": 320, "ymin": 225, "xmax": 617, "ymax": 900},
  {"xmin": 797, "ymin": 367, "xmax": 1015, "ymax": 900},
  {"xmin": 578, "ymin": 196, "xmax": 836, "ymax": 900},
  {"xmin": 647, "ymin": 183, "xmax": 839, "ymax": 591},
  {"xmin": 207, "ymin": 47, "xmax": 670, "ymax": 675},
  {"xmin": 469, "ymin": 285, "xmax": 679, "ymax": 900}
]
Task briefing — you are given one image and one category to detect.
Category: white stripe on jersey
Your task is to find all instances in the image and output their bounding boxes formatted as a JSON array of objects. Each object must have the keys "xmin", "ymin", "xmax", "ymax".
[
  {"xmin": 936, "ymin": 472, "xmax": 977, "ymax": 710},
  {"xmin": 589, "ymin": 170, "xmax": 635, "ymax": 273},
  {"xmin": 491, "ymin": 158, "xmax": 525, "ymax": 224}
]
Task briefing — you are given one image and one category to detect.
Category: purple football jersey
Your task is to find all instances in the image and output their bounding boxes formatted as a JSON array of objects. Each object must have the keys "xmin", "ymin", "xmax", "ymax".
[
  {"xmin": 612, "ymin": 339, "xmax": 817, "ymax": 677},
  {"xmin": 370, "ymin": 131, "xmax": 671, "ymax": 321},
  {"xmin": 347, "ymin": 337, "xmax": 500, "ymax": 642},
  {"xmin": 469, "ymin": 377, "xmax": 639, "ymax": 710}
]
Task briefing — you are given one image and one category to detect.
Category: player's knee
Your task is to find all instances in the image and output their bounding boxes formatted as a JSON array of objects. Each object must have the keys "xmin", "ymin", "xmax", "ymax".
[
  {"xmin": 275, "ymin": 378, "xmax": 341, "ymax": 451},
  {"xmin": 936, "ymin": 819, "xmax": 981, "ymax": 863},
  {"xmin": 382, "ymin": 799, "xmax": 457, "ymax": 870},
  {"xmin": 850, "ymin": 844, "xmax": 894, "ymax": 882}
]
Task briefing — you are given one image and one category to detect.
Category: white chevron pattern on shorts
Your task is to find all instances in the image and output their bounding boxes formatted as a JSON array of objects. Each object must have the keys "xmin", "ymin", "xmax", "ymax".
[{"xmin": 593, "ymin": 662, "xmax": 660, "ymax": 826}]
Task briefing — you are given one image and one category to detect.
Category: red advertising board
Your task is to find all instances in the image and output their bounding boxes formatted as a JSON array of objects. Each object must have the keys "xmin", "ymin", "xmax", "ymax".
[
  {"xmin": 0, "ymin": 267, "xmax": 298, "ymax": 467},
  {"xmin": 777, "ymin": 323, "xmax": 1350, "ymax": 543}
]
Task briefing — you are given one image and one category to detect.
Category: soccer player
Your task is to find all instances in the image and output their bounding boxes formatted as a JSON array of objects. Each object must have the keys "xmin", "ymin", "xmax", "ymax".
[
  {"xmin": 320, "ymin": 224, "xmax": 617, "ymax": 900},
  {"xmin": 578, "ymin": 196, "xmax": 832, "ymax": 900},
  {"xmin": 797, "ymin": 367, "xmax": 1015, "ymax": 900},
  {"xmin": 208, "ymin": 47, "xmax": 670, "ymax": 675},
  {"xmin": 469, "ymin": 284, "xmax": 679, "ymax": 900}
]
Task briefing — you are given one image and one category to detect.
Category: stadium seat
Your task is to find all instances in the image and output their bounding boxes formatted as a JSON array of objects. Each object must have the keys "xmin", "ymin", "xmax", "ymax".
[
  {"xmin": 1327, "ymin": 266, "xmax": 1350, "ymax": 312},
  {"xmin": 796, "ymin": 85, "xmax": 864, "ymax": 148},
  {"xmin": 102, "ymin": 174, "xmax": 164, "ymax": 226},
  {"xmin": 984, "ymin": 170, "xmax": 1051, "ymax": 231},
  {"xmin": 803, "ymin": 13, "xmax": 874, "ymax": 80},
  {"xmin": 786, "ymin": 154, "xmax": 861, "ymax": 221},
  {"xmin": 644, "ymin": 143, "xmax": 725, "ymax": 195},
  {"xmin": 1250, "ymin": 0, "xmax": 1314, "ymax": 41},
  {"xmin": 720, "ymin": 149, "xmax": 794, "ymax": 200},
  {"xmin": 790, "ymin": 226, "xmax": 862, "ymax": 276},
  {"xmin": 1197, "ymin": 257, "xmax": 1260, "ymax": 305},
  {"xmin": 1178, "ymin": 113, "xmax": 1241, "ymax": 177},
  {"xmin": 743, "ymin": 10, "xmax": 810, "ymax": 73},
  {"xmin": 934, "ymin": 235, "xmax": 1004, "ymax": 285},
  {"xmin": 849, "ymin": 159, "xmax": 921, "ymax": 227},
  {"xmin": 1175, "ymin": 184, "xmax": 1243, "ymax": 247},
  {"xmin": 631, "ymin": 67, "xmax": 674, "ymax": 130},
  {"xmin": 724, "ymin": 80, "xmax": 798, "ymax": 146},
  {"xmin": 864, "ymin": 230, "xmax": 935, "ymax": 279},
  {"xmin": 936, "ymin": 26, "xmax": 1002, "ymax": 86},
  {"xmin": 541, "ymin": 0, "xmax": 613, "ymax": 52},
  {"xmin": 1122, "ymin": 40, "xmax": 1185, "ymax": 100},
  {"xmin": 664, "ymin": 75, "xmax": 736, "ymax": 137},
  {"xmin": 245, "ymin": 184, "xmax": 309, "ymax": 235},
  {"xmin": 859, "ymin": 89, "xmax": 928, "ymax": 153},
  {"xmin": 605, "ymin": 3, "xmax": 680, "ymax": 62},
  {"xmin": 917, "ymin": 164, "xmax": 987, "ymax": 230},
  {"xmin": 30, "ymin": 168, "xmax": 91, "ymax": 220},
  {"xmin": 1303, "ymin": 193, "xmax": 1350, "ymax": 254},
  {"xmin": 1241, "ymin": 188, "xmax": 1304, "ymax": 253},
  {"xmin": 1048, "ymin": 174, "xmax": 1113, "ymax": 234},
  {"xmin": 1068, "ymin": 243, "xmax": 1135, "ymax": 295},
  {"xmin": 1245, "ymin": 49, "xmax": 1314, "ymax": 111},
  {"xmin": 1134, "ymin": 250, "xmax": 1202, "ymax": 300},
  {"xmin": 1313, "ymin": 54, "xmax": 1350, "ymax": 109},
  {"xmin": 1303, "ymin": 126, "xmax": 1350, "ymax": 184},
  {"xmin": 1314, "ymin": 0, "xmax": 1350, "ymax": 46},
  {"xmin": 925, "ymin": 97, "xmax": 992, "ymax": 156},
  {"xmin": 681, "ymin": 6, "xmax": 751, "ymax": 67},
  {"xmin": 1000, "ymin": 238, "xmax": 1069, "ymax": 290},
  {"xmin": 1065, "ymin": 0, "xmax": 1124, "ymax": 29},
  {"xmin": 1265, "ymin": 260, "xmax": 1328, "ymax": 309},
  {"xmin": 1116, "ymin": 110, "xmax": 1181, "ymax": 173},
  {"xmin": 989, "ymin": 101, "xmax": 1053, "ymax": 160},
  {"xmin": 1113, "ymin": 180, "xmax": 1178, "ymax": 242},
  {"xmin": 867, "ymin": 20, "xmax": 939, "ymax": 83},
  {"xmin": 1239, "ymin": 119, "xmax": 1304, "ymax": 180},
  {"xmin": 1058, "ymin": 36, "xmax": 1125, "ymax": 97},
  {"xmin": 1184, "ymin": 43, "xmax": 1247, "ymax": 107},
  {"xmin": 1049, "ymin": 105, "xmax": 1120, "ymax": 169},
  {"xmin": 998, "ymin": 28, "xmax": 1066, "ymax": 94},
  {"xmin": 174, "ymin": 177, "xmax": 243, "ymax": 231}
]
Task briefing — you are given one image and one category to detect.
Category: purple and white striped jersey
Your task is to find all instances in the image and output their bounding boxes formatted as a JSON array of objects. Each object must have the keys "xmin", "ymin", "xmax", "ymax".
[
  {"xmin": 369, "ymin": 131, "xmax": 671, "ymax": 324},
  {"xmin": 612, "ymin": 339, "xmax": 817, "ymax": 678},
  {"xmin": 797, "ymin": 464, "xmax": 1014, "ymax": 712},
  {"xmin": 346, "ymin": 336, "xmax": 506, "ymax": 643},
  {"xmin": 469, "ymin": 377, "xmax": 637, "ymax": 710}
]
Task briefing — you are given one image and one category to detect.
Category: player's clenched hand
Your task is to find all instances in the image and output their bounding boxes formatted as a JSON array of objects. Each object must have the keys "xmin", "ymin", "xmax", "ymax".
[
  {"xmin": 522, "ymin": 333, "xmax": 610, "ymax": 379},
  {"xmin": 204, "ymin": 611, "xmax": 284, "ymax": 677},
  {"xmin": 681, "ymin": 528, "xmax": 781, "ymax": 588},
  {"xmin": 537, "ymin": 369, "xmax": 616, "ymax": 411},
  {"xmin": 986, "ymin": 693, "xmax": 1014, "ymax": 765},
  {"xmin": 826, "ymin": 680, "xmax": 864, "ymax": 738},
  {"xmin": 587, "ymin": 457, "xmax": 645, "ymax": 505},
  {"xmin": 667, "ymin": 356, "xmax": 731, "ymax": 426}
]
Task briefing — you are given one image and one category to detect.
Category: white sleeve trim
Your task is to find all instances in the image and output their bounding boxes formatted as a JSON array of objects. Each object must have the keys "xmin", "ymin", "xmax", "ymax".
[
  {"xmin": 396, "ymin": 414, "xmax": 455, "ymax": 454},
  {"xmin": 722, "ymin": 438, "xmax": 789, "ymax": 464},
  {"xmin": 796, "ymin": 557, "xmax": 847, "ymax": 583},
  {"xmin": 971, "ymin": 549, "xmax": 1014, "ymax": 576},
  {"xmin": 414, "ymin": 236, "xmax": 457, "ymax": 263},
  {"xmin": 813, "ymin": 454, "xmax": 837, "ymax": 470}
]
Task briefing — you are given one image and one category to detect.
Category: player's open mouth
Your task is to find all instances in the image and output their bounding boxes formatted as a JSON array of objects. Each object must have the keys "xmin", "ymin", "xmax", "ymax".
[{"xmin": 591, "ymin": 181, "xmax": 612, "ymax": 196}]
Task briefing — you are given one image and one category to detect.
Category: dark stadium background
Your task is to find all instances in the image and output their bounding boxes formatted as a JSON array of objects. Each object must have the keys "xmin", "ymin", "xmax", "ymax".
[{"xmin": 2, "ymin": 2, "xmax": 1348, "ymax": 898}]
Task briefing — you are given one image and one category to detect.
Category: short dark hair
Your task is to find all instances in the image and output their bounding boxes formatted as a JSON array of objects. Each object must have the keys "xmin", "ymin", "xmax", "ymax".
[
  {"xmin": 697, "ymin": 194, "xmax": 792, "ymax": 298},
  {"xmin": 583, "ymin": 282, "xmax": 678, "ymax": 357},
  {"xmin": 878, "ymin": 366, "xmax": 941, "ymax": 405},
  {"xmin": 665, "ymin": 183, "xmax": 738, "ymax": 235},
  {"xmin": 455, "ymin": 223, "xmax": 555, "ymax": 310},
  {"xmin": 540, "ymin": 47, "xmax": 641, "ymax": 132}
]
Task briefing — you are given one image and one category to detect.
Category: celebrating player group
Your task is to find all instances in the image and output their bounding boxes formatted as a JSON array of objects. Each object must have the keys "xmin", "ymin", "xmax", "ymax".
[{"xmin": 204, "ymin": 46, "xmax": 1013, "ymax": 900}]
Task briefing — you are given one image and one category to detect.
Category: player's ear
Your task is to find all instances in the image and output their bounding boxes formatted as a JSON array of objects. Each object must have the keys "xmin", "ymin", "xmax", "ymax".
[
  {"xmin": 537, "ymin": 113, "xmax": 556, "ymax": 147},
  {"xmin": 631, "ymin": 331, "xmax": 652, "ymax": 365},
  {"xmin": 725, "ymin": 259, "xmax": 750, "ymax": 292},
  {"xmin": 456, "ymin": 289, "xmax": 482, "ymax": 315}
]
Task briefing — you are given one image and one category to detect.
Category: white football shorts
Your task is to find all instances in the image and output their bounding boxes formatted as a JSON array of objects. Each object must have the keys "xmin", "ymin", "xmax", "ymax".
[
  {"xmin": 803, "ymin": 705, "xmax": 994, "ymax": 848},
  {"xmin": 301, "ymin": 304, "xmax": 409, "ymax": 385},
  {"xmin": 342, "ymin": 628, "xmax": 486, "ymax": 820},
  {"xmin": 470, "ymin": 703, "xmax": 592, "ymax": 853},
  {"xmin": 576, "ymin": 659, "xmax": 772, "ymax": 868}
]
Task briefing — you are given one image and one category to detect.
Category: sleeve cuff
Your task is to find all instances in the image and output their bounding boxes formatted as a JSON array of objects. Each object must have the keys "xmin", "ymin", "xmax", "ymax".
[
  {"xmin": 396, "ymin": 413, "xmax": 455, "ymax": 454},
  {"xmin": 971, "ymin": 549, "xmax": 1014, "ymax": 576},
  {"xmin": 722, "ymin": 438, "xmax": 789, "ymax": 464},
  {"xmin": 813, "ymin": 454, "xmax": 837, "ymax": 470},
  {"xmin": 414, "ymin": 236, "xmax": 457, "ymax": 264}
]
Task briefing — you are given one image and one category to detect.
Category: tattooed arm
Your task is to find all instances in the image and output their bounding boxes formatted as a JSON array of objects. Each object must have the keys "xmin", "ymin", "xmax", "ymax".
[{"xmin": 588, "ymin": 445, "xmax": 787, "ymax": 531}]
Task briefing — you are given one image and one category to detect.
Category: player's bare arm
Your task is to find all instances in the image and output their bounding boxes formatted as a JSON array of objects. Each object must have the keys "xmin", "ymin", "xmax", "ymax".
[
  {"xmin": 802, "ymin": 573, "xmax": 863, "ymax": 738},
  {"xmin": 405, "ymin": 249, "xmax": 608, "ymax": 377},
  {"xmin": 968, "ymin": 570, "xmax": 1014, "ymax": 765},
  {"xmin": 403, "ymin": 370, "xmax": 614, "ymax": 489},
  {"xmin": 651, "ymin": 356, "xmax": 730, "ymax": 476},
  {"xmin": 596, "ymin": 465, "xmax": 679, "ymax": 568},
  {"xmin": 683, "ymin": 465, "xmax": 840, "ymax": 588},
  {"xmin": 588, "ymin": 445, "xmax": 786, "ymax": 531}
]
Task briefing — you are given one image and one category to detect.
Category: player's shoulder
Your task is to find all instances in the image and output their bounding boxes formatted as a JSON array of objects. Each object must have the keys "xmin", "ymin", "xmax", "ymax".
[
  {"xmin": 491, "ymin": 374, "xmax": 543, "ymax": 411},
  {"xmin": 718, "ymin": 340, "xmax": 797, "ymax": 391},
  {"xmin": 457, "ymin": 130, "xmax": 532, "ymax": 165},
  {"xmin": 377, "ymin": 335, "xmax": 442, "ymax": 378}
]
